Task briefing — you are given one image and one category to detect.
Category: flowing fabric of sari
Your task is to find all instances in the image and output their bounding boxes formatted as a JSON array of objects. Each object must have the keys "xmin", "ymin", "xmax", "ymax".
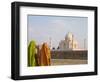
[
  {"xmin": 36, "ymin": 45, "xmax": 41, "ymax": 66},
  {"xmin": 28, "ymin": 40, "xmax": 37, "ymax": 66},
  {"xmin": 39, "ymin": 43, "xmax": 51, "ymax": 66}
]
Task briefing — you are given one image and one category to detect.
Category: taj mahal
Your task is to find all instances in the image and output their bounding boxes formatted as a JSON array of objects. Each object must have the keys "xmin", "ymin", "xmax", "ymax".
[{"xmin": 59, "ymin": 32, "xmax": 78, "ymax": 50}]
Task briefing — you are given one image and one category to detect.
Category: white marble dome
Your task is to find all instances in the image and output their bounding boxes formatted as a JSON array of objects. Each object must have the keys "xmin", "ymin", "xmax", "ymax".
[
  {"xmin": 65, "ymin": 32, "xmax": 73, "ymax": 41},
  {"xmin": 59, "ymin": 32, "xmax": 78, "ymax": 50}
]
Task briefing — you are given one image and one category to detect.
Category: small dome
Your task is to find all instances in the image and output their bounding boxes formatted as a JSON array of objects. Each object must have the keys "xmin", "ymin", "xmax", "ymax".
[{"xmin": 65, "ymin": 32, "xmax": 73, "ymax": 41}]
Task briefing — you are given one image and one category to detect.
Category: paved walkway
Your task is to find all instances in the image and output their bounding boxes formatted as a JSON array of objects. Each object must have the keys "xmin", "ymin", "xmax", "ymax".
[{"xmin": 51, "ymin": 59, "xmax": 87, "ymax": 66}]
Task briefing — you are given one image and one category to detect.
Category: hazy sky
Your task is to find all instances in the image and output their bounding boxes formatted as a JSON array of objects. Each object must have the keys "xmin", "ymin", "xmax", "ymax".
[{"xmin": 27, "ymin": 15, "xmax": 88, "ymax": 49}]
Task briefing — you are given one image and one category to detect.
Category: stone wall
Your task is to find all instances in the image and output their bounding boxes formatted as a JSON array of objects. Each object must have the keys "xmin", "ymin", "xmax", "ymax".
[{"xmin": 51, "ymin": 50, "xmax": 88, "ymax": 60}]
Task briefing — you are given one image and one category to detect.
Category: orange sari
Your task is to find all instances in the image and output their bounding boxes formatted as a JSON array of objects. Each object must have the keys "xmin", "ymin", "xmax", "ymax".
[{"xmin": 39, "ymin": 43, "xmax": 51, "ymax": 66}]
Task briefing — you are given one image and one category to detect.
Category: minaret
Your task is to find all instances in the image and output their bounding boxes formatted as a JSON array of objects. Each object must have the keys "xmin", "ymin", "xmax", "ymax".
[
  {"xmin": 72, "ymin": 34, "xmax": 74, "ymax": 49},
  {"xmin": 84, "ymin": 38, "xmax": 86, "ymax": 49},
  {"xmin": 49, "ymin": 37, "xmax": 52, "ymax": 49}
]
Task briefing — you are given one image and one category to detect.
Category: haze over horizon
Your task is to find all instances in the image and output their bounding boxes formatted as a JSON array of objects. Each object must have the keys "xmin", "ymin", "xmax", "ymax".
[{"xmin": 28, "ymin": 15, "xmax": 88, "ymax": 49}]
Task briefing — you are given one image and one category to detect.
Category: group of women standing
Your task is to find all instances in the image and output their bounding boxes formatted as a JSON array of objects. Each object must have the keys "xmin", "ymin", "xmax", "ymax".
[{"xmin": 28, "ymin": 40, "xmax": 51, "ymax": 67}]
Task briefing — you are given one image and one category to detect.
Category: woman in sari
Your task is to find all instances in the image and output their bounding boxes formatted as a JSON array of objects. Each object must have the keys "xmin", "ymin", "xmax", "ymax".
[
  {"xmin": 39, "ymin": 43, "xmax": 51, "ymax": 66},
  {"xmin": 36, "ymin": 45, "xmax": 41, "ymax": 66},
  {"xmin": 28, "ymin": 40, "xmax": 37, "ymax": 66}
]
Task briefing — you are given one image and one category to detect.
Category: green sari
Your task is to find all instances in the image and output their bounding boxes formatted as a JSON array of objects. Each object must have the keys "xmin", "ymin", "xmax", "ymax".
[{"xmin": 28, "ymin": 40, "xmax": 37, "ymax": 66}]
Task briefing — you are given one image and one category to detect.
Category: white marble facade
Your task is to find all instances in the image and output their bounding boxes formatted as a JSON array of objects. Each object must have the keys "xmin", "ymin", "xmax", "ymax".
[{"xmin": 59, "ymin": 32, "xmax": 78, "ymax": 50}]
